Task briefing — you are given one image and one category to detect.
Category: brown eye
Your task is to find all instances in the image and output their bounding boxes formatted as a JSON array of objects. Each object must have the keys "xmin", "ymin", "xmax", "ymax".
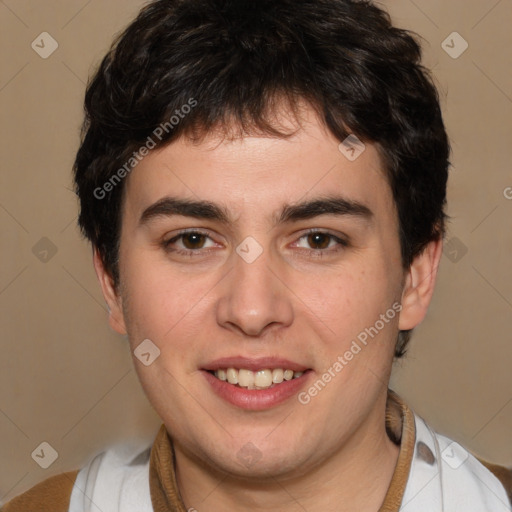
[
  {"xmin": 162, "ymin": 230, "xmax": 218, "ymax": 255},
  {"xmin": 293, "ymin": 231, "xmax": 348, "ymax": 253},
  {"xmin": 307, "ymin": 232, "xmax": 331, "ymax": 249},
  {"xmin": 181, "ymin": 232, "xmax": 207, "ymax": 249}
]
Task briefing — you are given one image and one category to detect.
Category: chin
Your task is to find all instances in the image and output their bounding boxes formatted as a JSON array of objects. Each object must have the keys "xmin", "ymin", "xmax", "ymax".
[{"xmin": 196, "ymin": 436, "xmax": 316, "ymax": 482}]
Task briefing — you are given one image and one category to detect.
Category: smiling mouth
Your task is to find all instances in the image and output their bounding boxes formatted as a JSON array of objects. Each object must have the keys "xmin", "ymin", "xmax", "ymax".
[{"xmin": 208, "ymin": 368, "xmax": 306, "ymax": 390}]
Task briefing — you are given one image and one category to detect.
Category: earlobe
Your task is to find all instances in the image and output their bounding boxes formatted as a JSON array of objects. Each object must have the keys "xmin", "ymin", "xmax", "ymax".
[
  {"xmin": 92, "ymin": 248, "xmax": 127, "ymax": 335},
  {"xmin": 398, "ymin": 238, "xmax": 443, "ymax": 331}
]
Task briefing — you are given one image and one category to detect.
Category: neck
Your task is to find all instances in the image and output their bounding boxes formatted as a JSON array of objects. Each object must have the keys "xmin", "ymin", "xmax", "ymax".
[{"xmin": 174, "ymin": 397, "xmax": 400, "ymax": 512}]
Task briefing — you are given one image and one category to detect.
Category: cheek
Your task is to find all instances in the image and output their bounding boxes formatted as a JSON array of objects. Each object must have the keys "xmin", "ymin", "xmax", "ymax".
[
  {"xmin": 119, "ymin": 253, "xmax": 209, "ymax": 347},
  {"xmin": 294, "ymin": 261, "xmax": 400, "ymax": 380},
  {"xmin": 298, "ymin": 263, "xmax": 393, "ymax": 331}
]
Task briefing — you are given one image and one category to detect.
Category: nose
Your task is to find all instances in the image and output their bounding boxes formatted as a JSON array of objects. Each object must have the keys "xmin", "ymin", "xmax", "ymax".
[{"xmin": 215, "ymin": 246, "xmax": 294, "ymax": 337}]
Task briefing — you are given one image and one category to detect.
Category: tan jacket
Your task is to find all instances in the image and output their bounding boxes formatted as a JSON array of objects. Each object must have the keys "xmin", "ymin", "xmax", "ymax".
[{"xmin": 2, "ymin": 391, "xmax": 511, "ymax": 511}]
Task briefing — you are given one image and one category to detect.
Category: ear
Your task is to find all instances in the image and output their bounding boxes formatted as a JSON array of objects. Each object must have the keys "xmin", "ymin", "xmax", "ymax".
[
  {"xmin": 93, "ymin": 248, "xmax": 127, "ymax": 335},
  {"xmin": 398, "ymin": 238, "xmax": 443, "ymax": 331}
]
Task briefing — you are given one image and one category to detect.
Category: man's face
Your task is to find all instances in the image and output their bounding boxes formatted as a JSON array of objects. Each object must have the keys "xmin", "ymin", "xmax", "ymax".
[{"xmin": 109, "ymin": 107, "xmax": 407, "ymax": 478}]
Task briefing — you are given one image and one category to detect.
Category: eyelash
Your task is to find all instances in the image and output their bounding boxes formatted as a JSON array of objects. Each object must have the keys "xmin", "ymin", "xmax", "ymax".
[
  {"xmin": 162, "ymin": 229, "xmax": 217, "ymax": 257},
  {"xmin": 162, "ymin": 229, "xmax": 349, "ymax": 258}
]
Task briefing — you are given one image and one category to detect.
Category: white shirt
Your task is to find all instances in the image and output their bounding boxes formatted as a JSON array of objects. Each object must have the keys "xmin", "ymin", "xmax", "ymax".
[{"xmin": 68, "ymin": 412, "xmax": 511, "ymax": 512}]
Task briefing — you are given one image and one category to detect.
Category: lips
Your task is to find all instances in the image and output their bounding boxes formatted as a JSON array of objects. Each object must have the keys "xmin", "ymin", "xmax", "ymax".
[
  {"xmin": 202, "ymin": 356, "xmax": 309, "ymax": 373},
  {"xmin": 201, "ymin": 356, "xmax": 312, "ymax": 410}
]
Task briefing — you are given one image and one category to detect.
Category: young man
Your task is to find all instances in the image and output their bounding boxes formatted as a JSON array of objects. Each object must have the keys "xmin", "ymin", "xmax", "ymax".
[{"xmin": 2, "ymin": 0, "xmax": 511, "ymax": 510}]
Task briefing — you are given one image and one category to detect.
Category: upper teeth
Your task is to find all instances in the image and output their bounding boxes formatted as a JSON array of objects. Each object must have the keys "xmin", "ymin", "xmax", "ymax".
[{"xmin": 214, "ymin": 368, "xmax": 304, "ymax": 389}]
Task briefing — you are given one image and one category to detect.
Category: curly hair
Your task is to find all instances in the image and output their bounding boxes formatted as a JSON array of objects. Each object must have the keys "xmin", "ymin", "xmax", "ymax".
[{"xmin": 73, "ymin": 0, "xmax": 450, "ymax": 357}]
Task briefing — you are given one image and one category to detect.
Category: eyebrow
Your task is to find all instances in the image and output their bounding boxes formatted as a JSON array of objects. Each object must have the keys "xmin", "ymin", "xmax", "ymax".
[
  {"xmin": 139, "ymin": 195, "xmax": 373, "ymax": 227},
  {"xmin": 276, "ymin": 196, "xmax": 372, "ymax": 224},
  {"xmin": 140, "ymin": 197, "xmax": 231, "ymax": 225}
]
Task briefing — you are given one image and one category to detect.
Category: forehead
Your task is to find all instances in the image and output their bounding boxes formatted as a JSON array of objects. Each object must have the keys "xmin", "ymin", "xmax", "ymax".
[{"xmin": 121, "ymin": 108, "xmax": 395, "ymax": 227}]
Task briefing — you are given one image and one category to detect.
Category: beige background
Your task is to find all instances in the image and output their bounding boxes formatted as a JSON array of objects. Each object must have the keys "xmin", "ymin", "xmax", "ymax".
[{"xmin": 1, "ymin": 0, "xmax": 511, "ymax": 503}]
